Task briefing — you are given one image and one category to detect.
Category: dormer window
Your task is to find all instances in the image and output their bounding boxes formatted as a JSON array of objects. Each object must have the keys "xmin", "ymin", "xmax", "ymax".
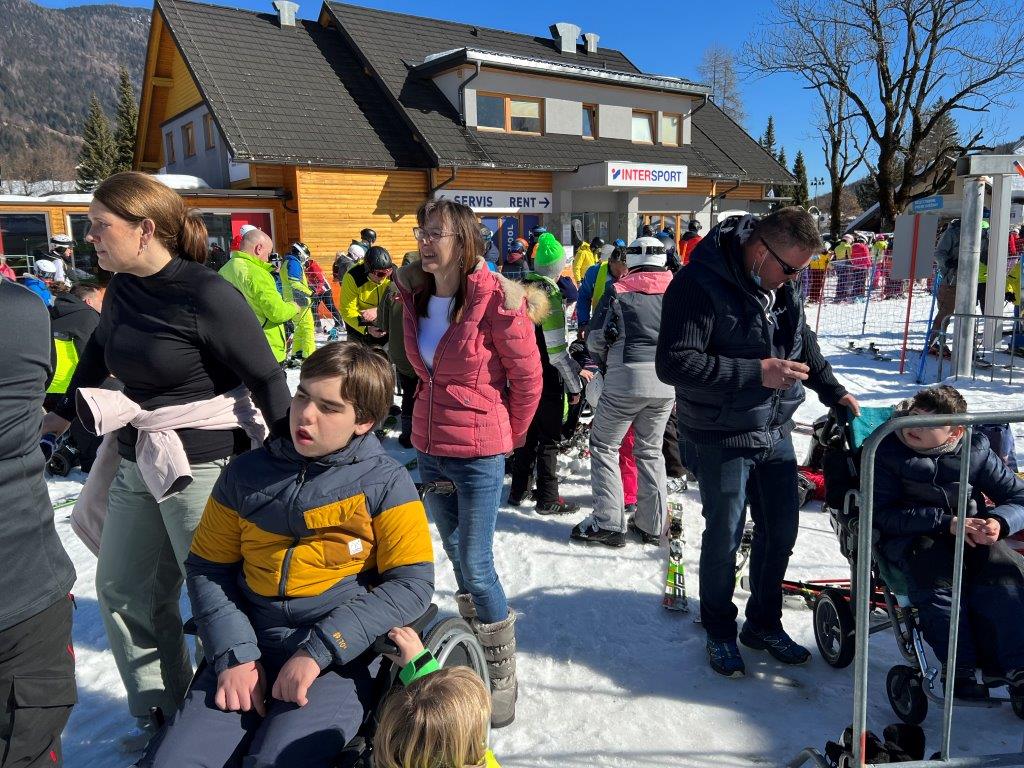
[
  {"xmin": 476, "ymin": 93, "xmax": 543, "ymax": 135},
  {"xmin": 661, "ymin": 113, "xmax": 681, "ymax": 146},
  {"xmin": 582, "ymin": 104, "xmax": 597, "ymax": 139}
]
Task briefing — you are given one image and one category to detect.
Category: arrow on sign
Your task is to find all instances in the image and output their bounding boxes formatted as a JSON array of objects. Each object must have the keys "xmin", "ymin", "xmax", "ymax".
[{"xmin": 540, "ymin": 197, "xmax": 550, "ymax": 209}]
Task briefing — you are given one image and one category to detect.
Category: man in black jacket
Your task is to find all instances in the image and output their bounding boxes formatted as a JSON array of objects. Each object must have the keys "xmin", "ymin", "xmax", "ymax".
[
  {"xmin": 0, "ymin": 279, "xmax": 77, "ymax": 765},
  {"xmin": 656, "ymin": 207, "xmax": 859, "ymax": 678}
]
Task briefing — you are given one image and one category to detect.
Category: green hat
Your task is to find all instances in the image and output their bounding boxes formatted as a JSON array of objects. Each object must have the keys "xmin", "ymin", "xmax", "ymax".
[{"xmin": 533, "ymin": 232, "xmax": 565, "ymax": 278}]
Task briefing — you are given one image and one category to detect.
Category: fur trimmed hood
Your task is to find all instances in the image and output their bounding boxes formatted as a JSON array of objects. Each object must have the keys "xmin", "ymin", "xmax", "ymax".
[{"xmin": 396, "ymin": 258, "xmax": 550, "ymax": 325}]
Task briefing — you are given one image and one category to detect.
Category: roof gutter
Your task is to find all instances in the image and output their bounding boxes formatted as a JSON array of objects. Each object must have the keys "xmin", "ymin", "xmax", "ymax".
[
  {"xmin": 416, "ymin": 48, "xmax": 711, "ymax": 97},
  {"xmin": 429, "ymin": 167, "xmax": 458, "ymax": 196},
  {"xmin": 458, "ymin": 61, "xmax": 482, "ymax": 128}
]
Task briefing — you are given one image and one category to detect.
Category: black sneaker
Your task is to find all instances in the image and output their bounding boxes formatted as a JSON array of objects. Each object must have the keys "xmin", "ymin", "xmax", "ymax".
[
  {"xmin": 739, "ymin": 623, "xmax": 811, "ymax": 665},
  {"xmin": 627, "ymin": 515, "xmax": 659, "ymax": 545},
  {"xmin": 570, "ymin": 516, "xmax": 626, "ymax": 547},
  {"xmin": 706, "ymin": 636, "xmax": 745, "ymax": 678},
  {"xmin": 536, "ymin": 498, "xmax": 580, "ymax": 515},
  {"xmin": 507, "ymin": 489, "xmax": 531, "ymax": 507}
]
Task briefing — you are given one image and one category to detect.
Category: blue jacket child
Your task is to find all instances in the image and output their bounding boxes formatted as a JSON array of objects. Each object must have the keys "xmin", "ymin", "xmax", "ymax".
[{"xmin": 873, "ymin": 386, "xmax": 1024, "ymax": 691}]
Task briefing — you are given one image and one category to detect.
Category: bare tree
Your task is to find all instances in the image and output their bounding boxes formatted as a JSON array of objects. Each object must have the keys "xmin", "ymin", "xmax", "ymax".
[
  {"xmin": 814, "ymin": 80, "xmax": 863, "ymax": 241},
  {"xmin": 746, "ymin": 0, "xmax": 1024, "ymax": 229},
  {"xmin": 698, "ymin": 44, "xmax": 747, "ymax": 126}
]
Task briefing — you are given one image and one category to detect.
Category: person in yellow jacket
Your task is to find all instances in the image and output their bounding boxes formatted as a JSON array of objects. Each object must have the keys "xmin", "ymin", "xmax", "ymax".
[
  {"xmin": 340, "ymin": 245, "xmax": 393, "ymax": 348},
  {"xmin": 219, "ymin": 228, "xmax": 303, "ymax": 363},
  {"xmin": 572, "ymin": 237, "xmax": 603, "ymax": 285},
  {"xmin": 283, "ymin": 242, "xmax": 316, "ymax": 362},
  {"xmin": 807, "ymin": 241, "xmax": 831, "ymax": 303},
  {"xmin": 374, "ymin": 626, "xmax": 501, "ymax": 768}
]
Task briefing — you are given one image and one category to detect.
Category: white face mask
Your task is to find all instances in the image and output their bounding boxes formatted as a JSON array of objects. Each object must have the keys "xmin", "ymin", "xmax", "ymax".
[{"xmin": 749, "ymin": 253, "xmax": 768, "ymax": 289}]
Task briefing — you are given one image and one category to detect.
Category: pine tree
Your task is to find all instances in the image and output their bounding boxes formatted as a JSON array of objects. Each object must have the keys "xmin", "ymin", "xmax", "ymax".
[
  {"xmin": 760, "ymin": 116, "xmax": 777, "ymax": 155},
  {"xmin": 774, "ymin": 146, "xmax": 791, "ymax": 208},
  {"xmin": 113, "ymin": 67, "xmax": 138, "ymax": 174},
  {"xmin": 77, "ymin": 95, "xmax": 115, "ymax": 191},
  {"xmin": 792, "ymin": 150, "xmax": 810, "ymax": 208}
]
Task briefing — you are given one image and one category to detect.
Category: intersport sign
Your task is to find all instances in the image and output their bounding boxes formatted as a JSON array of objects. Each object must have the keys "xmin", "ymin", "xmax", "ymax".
[{"xmin": 606, "ymin": 161, "xmax": 687, "ymax": 188}]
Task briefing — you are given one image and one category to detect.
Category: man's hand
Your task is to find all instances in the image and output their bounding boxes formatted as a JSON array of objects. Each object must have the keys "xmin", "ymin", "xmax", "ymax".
[
  {"xmin": 384, "ymin": 626, "xmax": 425, "ymax": 667},
  {"xmin": 838, "ymin": 393, "xmax": 861, "ymax": 417},
  {"xmin": 760, "ymin": 358, "xmax": 810, "ymax": 390},
  {"xmin": 367, "ymin": 327, "xmax": 386, "ymax": 338},
  {"xmin": 40, "ymin": 412, "xmax": 71, "ymax": 439},
  {"xmin": 579, "ymin": 369, "xmax": 595, "ymax": 383},
  {"xmin": 569, "ymin": 393, "xmax": 581, "ymax": 405},
  {"xmin": 271, "ymin": 649, "xmax": 321, "ymax": 707},
  {"xmin": 215, "ymin": 661, "xmax": 266, "ymax": 716},
  {"xmin": 360, "ymin": 308, "xmax": 378, "ymax": 323}
]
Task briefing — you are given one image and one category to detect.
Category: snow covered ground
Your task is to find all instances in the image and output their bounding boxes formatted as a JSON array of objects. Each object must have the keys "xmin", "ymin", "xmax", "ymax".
[{"xmin": 54, "ymin": 306, "xmax": 1024, "ymax": 767}]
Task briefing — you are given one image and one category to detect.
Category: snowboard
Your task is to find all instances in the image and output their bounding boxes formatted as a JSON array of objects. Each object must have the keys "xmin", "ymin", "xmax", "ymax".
[{"xmin": 662, "ymin": 502, "xmax": 689, "ymax": 612}]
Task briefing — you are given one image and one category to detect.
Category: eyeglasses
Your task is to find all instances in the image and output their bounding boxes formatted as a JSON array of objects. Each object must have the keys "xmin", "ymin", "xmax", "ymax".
[
  {"xmin": 413, "ymin": 227, "xmax": 457, "ymax": 243},
  {"xmin": 760, "ymin": 237, "xmax": 806, "ymax": 276}
]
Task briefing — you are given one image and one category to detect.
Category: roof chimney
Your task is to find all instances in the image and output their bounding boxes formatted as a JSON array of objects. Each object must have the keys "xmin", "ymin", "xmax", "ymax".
[
  {"xmin": 583, "ymin": 32, "xmax": 599, "ymax": 54},
  {"xmin": 273, "ymin": 0, "xmax": 298, "ymax": 27},
  {"xmin": 549, "ymin": 22, "xmax": 581, "ymax": 55}
]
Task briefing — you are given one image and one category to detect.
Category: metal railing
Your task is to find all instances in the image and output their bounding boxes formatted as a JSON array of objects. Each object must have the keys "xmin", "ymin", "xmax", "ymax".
[
  {"xmin": 931, "ymin": 312, "xmax": 1024, "ymax": 386},
  {"xmin": 851, "ymin": 411, "xmax": 1024, "ymax": 767}
]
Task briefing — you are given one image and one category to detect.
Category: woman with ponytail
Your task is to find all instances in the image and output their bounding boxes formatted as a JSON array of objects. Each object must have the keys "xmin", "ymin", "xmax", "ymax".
[{"xmin": 41, "ymin": 172, "xmax": 291, "ymax": 744}]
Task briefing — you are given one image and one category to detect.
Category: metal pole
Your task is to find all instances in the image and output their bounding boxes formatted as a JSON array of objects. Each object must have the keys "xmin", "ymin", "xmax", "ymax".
[
  {"xmin": 916, "ymin": 273, "xmax": 941, "ymax": 384},
  {"xmin": 861, "ymin": 262, "xmax": 875, "ymax": 334},
  {"xmin": 939, "ymin": 424, "xmax": 973, "ymax": 760},
  {"xmin": 953, "ymin": 177, "xmax": 984, "ymax": 376},
  {"xmin": 985, "ymin": 174, "xmax": 1011, "ymax": 349}
]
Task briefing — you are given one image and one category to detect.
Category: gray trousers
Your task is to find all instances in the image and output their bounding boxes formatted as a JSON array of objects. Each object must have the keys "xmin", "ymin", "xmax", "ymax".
[
  {"xmin": 96, "ymin": 457, "xmax": 227, "ymax": 719},
  {"xmin": 590, "ymin": 395, "xmax": 673, "ymax": 535}
]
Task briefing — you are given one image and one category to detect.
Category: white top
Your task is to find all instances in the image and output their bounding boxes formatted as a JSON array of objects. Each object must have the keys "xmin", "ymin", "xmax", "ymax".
[{"xmin": 418, "ymin": 295, "xmax": 454, "ymax": 371}]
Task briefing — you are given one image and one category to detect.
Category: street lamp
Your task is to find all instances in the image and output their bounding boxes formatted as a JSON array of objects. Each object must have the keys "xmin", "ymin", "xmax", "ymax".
[{"xmin": 810, "ymin": 176, "xmax": 825, "ymax": 204}]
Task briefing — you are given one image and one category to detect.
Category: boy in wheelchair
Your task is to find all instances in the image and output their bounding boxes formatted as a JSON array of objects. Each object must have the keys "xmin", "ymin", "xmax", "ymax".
[
  {"xmin": 140, "ymin": 342, "xmax": 434, "ymax": 767},
  {"xmin": 873, "ymin": 385, "xmax": 1024, "ymax": 704}
]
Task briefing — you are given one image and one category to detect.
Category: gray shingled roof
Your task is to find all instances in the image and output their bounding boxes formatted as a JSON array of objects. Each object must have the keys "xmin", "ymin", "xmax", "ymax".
[
  {"xmin": 326, "ymin": 2, "xmax": 791, "ymax": 183},
  {"xmin": 157, "ymin": 0, "xmax": 428, "ymax": 169},
  {"xmin": 158, "ymin": 0, "xmax": 790, "ymax": 183}
]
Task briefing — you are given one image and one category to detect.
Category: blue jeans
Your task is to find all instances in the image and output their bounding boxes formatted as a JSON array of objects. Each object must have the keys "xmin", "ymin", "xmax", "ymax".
[
  {"xmin": 417, "ymin": 452, "xmax": 508, "ymax": 623},
  {"xmin": 690, "ymin": 435, "xmax": 800, "ymax": 640}
]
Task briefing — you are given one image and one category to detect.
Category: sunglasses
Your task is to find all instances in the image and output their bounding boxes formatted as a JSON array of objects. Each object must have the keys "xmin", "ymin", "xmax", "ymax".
[
  {"xmin": 371, "ymin": 268, "xmax": 392, "ymax": 278},
  {"xmin": 760, "ymin": 237, "xmax": 806, "ymax": 276}
]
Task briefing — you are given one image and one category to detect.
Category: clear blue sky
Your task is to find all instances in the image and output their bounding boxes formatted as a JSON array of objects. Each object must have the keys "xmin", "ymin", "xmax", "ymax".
[{"xmin": 38, "ymin": 0, "xmax": 1024, "ymax": 190}]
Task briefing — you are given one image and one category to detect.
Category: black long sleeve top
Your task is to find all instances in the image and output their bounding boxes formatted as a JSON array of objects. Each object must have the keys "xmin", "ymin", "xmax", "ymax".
[{"xmin": 53, "ymin": 257, "xmax": 291, "ymax": 463}]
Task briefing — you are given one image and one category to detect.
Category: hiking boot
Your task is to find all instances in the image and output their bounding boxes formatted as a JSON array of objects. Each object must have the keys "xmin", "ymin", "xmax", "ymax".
[
  {"xmin": 454, "ymin": 592, "xmax": 476, "ymax": 621},
  {"xmin": 119, "ymin": 711, "xmax": 161, "ymax": 753},
  {"xmin": 706, "ymin": 636, "xmax": 746, "ymax": 678},
  {"xmin": 739, "ymin": 623, "xmax": 811, "ymax": 665},
  {"xmin": 506, "ymin": 489, "xmax": 531, "ymax": 507},
  {"xmin": 536, "ymin": 497, "xmax": 579, "ymax": 515},
  {"xmin": 570, "ymin": 515, "xmax": 625, "ymax": 547},
  {"xmin": 397, "ymin": 433, "xmax": 413, "ymax": 449},
  {"xmin": 627, "ymin": 515, "xmax": 660, "ymax": 545}
]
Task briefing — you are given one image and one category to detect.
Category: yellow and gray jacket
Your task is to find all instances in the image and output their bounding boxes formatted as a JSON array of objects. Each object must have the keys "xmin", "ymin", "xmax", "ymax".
[
  {"xmin": 340, "ymin": 262, "xmax": 390, "ymax": 334},
  {"xmin": 185, "ymin": 432, "xmax": 434, "ymax": 673}
]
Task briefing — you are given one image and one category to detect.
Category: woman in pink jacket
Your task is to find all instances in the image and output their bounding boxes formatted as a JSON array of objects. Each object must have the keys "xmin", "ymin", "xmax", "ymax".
[{"xmin": 395, "ymin": 199, "xmax": 542, "ymax": 728}]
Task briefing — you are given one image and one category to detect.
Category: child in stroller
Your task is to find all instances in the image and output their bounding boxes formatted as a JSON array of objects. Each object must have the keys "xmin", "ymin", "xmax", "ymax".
[{"xmin": 872, "ymin": 385, "xmax": 1024, "ymax": 711}]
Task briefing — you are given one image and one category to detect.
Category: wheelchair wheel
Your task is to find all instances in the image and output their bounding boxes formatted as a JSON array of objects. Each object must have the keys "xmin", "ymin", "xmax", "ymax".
[
  {"xmin": 814, "ymin": 588, "xmax": 855, "ymax": 668},
  {"xmin": 422, "ymin": 617, "xmax": 490, "ymax": 689},
  {"xmin": 47, "ymin": 451, "xmax": 72, "ymax": 477},
  {"xmin": 886, "ymin": 665, "xmax": 928, "ymax": 725}
]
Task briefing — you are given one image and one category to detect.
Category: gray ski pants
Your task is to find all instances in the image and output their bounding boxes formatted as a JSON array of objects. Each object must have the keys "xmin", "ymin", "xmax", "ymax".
[{"xmin": 589, "ymin": 395, "xmax": 673, "ymax": 535}]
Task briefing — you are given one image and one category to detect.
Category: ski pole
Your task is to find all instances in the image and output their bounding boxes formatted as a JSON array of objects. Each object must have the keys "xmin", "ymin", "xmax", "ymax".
[{"xmin": 915, "ymin": 272, "xmax": 941, "ymax": 384}]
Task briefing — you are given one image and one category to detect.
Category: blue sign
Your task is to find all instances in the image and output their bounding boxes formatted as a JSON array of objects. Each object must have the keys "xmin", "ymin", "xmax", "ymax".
[
  {"xmin": 501, "ymin": 217, "xmax": 519, "ymax": 264},
  {"xmin": 912, "ymin": 195, "xmax": 943, "ymax": 212}
]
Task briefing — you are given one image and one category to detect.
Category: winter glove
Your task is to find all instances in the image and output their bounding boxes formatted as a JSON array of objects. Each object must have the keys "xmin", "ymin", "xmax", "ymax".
[
  {"xmin": 292, "ymin": 293, "xmax": 309, "ymax": 309},
  {"xmin": 40, "ymin": 433, "xmax": 57, "ymax": 461}
]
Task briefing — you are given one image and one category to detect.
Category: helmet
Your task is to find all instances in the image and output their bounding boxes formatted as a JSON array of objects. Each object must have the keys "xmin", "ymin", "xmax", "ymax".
[
  {"xmin": 655, "ymin": 231, "xmax": 675, "ymax": 246},
  {"xmin": 589, "ymin": 237, "xmax": 605, "ymax": 251},
  {"xmin": 364, "ymin": 245, "xmax": 393, "ymax": 272},
  {"xmin": 50, "ymin": 234, "xmax": 74, "ymax": 252},
  {"xmin": 509, "ymin": 240, "xmax": 527, "ymax": 254},
  {"xmin": 598, "ymin": 243, "xmax": 616, "ymax": 260},
  {"xmin": 663, "ymin": 225, "xmax": 676, "ymax": 237},
  {"xmin": 821, "ymin": 241, "xmax": 832, "ymax": 252},
  {"xmin": 687, "ymin": 220, "xmax": 702, "ymax": 233},
  {"xmin": 624, "ymin": 237, "xmax": 667, "ymax": 269},
  {"xmin": 347, "ymin": 242, "xmax": 367, "ymax": 260},
  {"xmin": 514, "ymin": 237, "xmax": 530, "ymax": 251},
  {"xmin": 290, "ymin": 242, "xmax": 311, "ymax": 260},
  {"xmin": 480, "ymin": 225, "xmax": 493, "ymax": 244},
  {"xmin": 34, "ymin": 259, "xmax": 57, "ymax": 278},
  {"xmin": 530, "ymin": 226, "xmax": 547, "ymax": 239},
  {"xmin": 641, "ymin": 224, "xmax": 656, "ymax": 237},
  {"xmin": 613, "ymin": 238, "xmax": 626, "ymax": 248},
  {"xmin": 842, "ymin": 234, "xmax": 854, "ymax": 244},
  {"xmin": 360, "ymin": 228, "xmax": 377, "ymax": 245},
  {"xmin": 874, "ymin": 233, "xmax": 886, "ymax": 242}
]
